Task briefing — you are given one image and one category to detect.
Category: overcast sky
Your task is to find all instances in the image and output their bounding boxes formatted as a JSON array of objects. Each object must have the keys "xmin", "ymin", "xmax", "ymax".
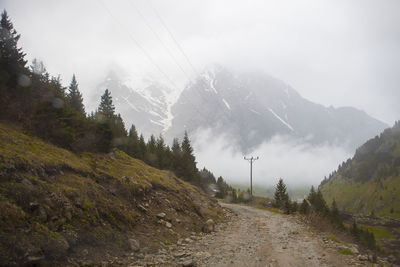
[{"xmin": 3, "ymin": 0, "xmax": 400, "ymax": 124}]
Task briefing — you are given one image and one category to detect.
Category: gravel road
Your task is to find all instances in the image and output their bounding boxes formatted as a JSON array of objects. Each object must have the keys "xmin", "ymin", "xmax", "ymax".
[
  {"xmin": 128, "ymin": 202, "xmax": 389, "ymax": 266},
  {"xmin": 183, "ymin": 202, "xmax": 358, "ymax": 267}
]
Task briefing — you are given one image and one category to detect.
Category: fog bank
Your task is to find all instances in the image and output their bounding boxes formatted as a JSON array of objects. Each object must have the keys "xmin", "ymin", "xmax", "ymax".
[{"xmin": 193, "ymin": 129, "xmax": 351, "ymax": 187}]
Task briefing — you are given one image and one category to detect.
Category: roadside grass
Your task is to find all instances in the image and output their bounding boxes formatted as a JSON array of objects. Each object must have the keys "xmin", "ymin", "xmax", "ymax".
[
  {"xmin": 255, "ymin": 205, "xmax": 282, "ymax": 214},
  {"xmin": 338, "ymin": 248, "xmax": 353, "ymax": 255},
  {"xmin": 327, "ymin": 235, "xmax": 341, "ymax": 243},
  {"xmin": 363, "ymin": 225, "xmax": 395, "ymax": 239}
]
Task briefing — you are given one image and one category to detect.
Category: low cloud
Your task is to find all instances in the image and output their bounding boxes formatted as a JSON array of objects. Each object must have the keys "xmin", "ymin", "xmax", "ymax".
[{"xmin": 193, "ymin": 129, "xmax": 351, "ymax": 188}]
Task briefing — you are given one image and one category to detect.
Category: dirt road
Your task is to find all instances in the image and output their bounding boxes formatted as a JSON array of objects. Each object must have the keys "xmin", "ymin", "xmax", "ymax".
[
  {"xmin": 129, "ymin": 202, "xmax": 383, "ymax": 266},
  {"xmin": 176, "ymin": 202, "xmax": 361, "ymax": 267}
]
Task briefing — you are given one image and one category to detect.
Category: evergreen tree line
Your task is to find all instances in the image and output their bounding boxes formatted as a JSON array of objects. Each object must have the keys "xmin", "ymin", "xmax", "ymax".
[
  {"xmin": 213, "ymin": 175, "xmax": 252, "ymax": 203},
  {"xmin": 0, "ymin": 10, "xmax": 209, "ymax": 184},
  {"xmin": 297, "ymin": 184, "xmax": 376, "ymax": 250}
]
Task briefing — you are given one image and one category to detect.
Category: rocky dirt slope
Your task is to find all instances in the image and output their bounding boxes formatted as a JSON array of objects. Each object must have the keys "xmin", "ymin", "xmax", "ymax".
[{"xmin": 0, "ymin": 123, "xmax": 224, "ymax": 266}]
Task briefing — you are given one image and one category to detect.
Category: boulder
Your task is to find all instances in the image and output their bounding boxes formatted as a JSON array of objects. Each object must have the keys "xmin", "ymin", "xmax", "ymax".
[
  {"xmin": 181, "ymin": 259, "xmax": 195, "ymax": 266},
  {"xmin": 22, "ymin": 178, "xmax": 34, "ymax": 189},
  {"xmin": 357, "ymin": 254, "xmax": 368, "ymax": 261},
  {"xmin": 202, "ymin": 219, "xmax": 215, "ymax": 233},
  {"xmin": 128, "ymin": 238, "xmax": 140, "ymax": 252}
]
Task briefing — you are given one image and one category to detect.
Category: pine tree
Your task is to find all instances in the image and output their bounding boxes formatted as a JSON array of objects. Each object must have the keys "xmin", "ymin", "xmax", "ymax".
[
  {"xmin": 98, "ymin": 89, "xmax": 115, "ymax": 119},
  {"xmin": 112, "ymin": 113, "xmax": 127, "ymax": 138},
  {"xmin": 156, "ymin": 134, "xmax": 166, "ymax": 169},
  {"xmin": 145, "ymin": 135, "xmax": 157, "ymax": 166},
  {"xmin": 171, "ymin": 138, "xmax": 183, "ymax": 176},
  {"xmin": 126, "ymin": 125, "xmax": 140, "ymax": 158},
  {"xmin": 314, "ymin": 190, "xmax": 329, "ymax": 214},
  {"xmin": 138, "ymin": 134, "xmax": 146, "ymax": 160},
  {"xmin": 67, "ymin": 74, "xmax": 85, "ymax": 115},
  {"xmin": 308, "ymin": 186, "xmax": 317, "ymax": 205},
  {"xmin": 0, "ymin": 10, "xmax": 27, "ymax": 84},
  {"xmin": 273, "ymin": 178, "xmax": 289, "ymax": 209},
  {"xmin": 330, "ymin": 199, "xmax": 343, "ymax": 228},
  {"xmin": 299, "ymin": 199, "xmax": 310, "ymax": 214},
  {"xmin": 181, "ymin": 131, "xmax": 198, "ymax": 182},
  {"xmin": 30, "ymin": 58, "xmax": 46, "ymax": 76},
  {"xmin": 49, "ymin": 75, "xmax": 66, "ymax": 98},
  {"xmin": 215, "ymin": 176, "xmax": 231, "ymax": 199}
]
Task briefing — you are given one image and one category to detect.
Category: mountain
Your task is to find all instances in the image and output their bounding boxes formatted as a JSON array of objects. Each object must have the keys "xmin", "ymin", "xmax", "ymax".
[
  {"xmin": 165, "ymin": 65, "xmax": 387, "ymax": 152},
  {"xmin": 319, "ymin": 121, "xmax": 400, "ymax": 218},
  {"xmin": 0, "ymin": 122, "xmax": 222, "ymax": 265},
  {"xmin": 98, "ymin": 65, "xmax": 387, "ymax": 152},
  {"xmin": 94, "ymin": 71, "xmax": 176, "ymax": 138}
]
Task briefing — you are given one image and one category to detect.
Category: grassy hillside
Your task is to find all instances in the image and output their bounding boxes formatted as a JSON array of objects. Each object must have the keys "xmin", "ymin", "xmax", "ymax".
[
  {"xmin": 0, "ymin": 123, "xmax": 223, "ymax": 265},
  {"xmin": 320, "ymin": 121, "xmax": 400, "ymax": 218}
]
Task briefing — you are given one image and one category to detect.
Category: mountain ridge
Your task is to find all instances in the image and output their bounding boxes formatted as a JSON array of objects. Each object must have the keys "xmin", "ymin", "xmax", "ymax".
[{"xmin": 97, "ymin": 65, "xmax": 388, "ymax": 153}]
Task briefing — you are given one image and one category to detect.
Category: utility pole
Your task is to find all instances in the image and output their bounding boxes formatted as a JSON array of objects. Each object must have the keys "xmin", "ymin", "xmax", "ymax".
[{"xmin": 244, "ymin": 156, "xmax": 259, "ymax": 196}]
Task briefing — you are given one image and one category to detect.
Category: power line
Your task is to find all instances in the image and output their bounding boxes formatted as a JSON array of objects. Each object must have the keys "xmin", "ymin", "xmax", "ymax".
[
  {"xmin": 147, "ymin": 0, "xmax": 199, "ymax": 76},
  {"xmin": 97, "ymin": 0, "xmax": 213, "ymax": 141},
  {"xmin": 244, "ymin": 156, "xmax": 259, "ymax": 197},
  {"xmin": 128, "ymin": 0, "xmax": 192, "ymax": 80},
  {"xmin": 97, "ymin": 0, "xmax": 179, "ymax": 90}
]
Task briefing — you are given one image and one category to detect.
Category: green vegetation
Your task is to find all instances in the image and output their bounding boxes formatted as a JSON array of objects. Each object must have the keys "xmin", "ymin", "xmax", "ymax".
[
  {"xmin": 0, "ymin": 121, "xmax": 222, "ymax": 264},
  {"xmin": 350, "ymin": 221, "xmax": 376, "ymax": 250},
  {"xmin": 363, "ymin": 225, "xmax": 395, "ymax": 239},
  {"xmin": 320, "ymin": 121, "xmax": 400, "ymax": 218},
  {"xmin": 338, "ymin": 248, "xmax": 353, "ymax": 255},
  {"xmin": 299, "ymin": 186, "xmax": 378, "ymax": 251},
  {"xmin": 327, "ymin": 235, "xmax": 341, "ymax": 243},
  {"xmin": 272, "ymin": 178, "xmax": 297, "ymax": 214}
]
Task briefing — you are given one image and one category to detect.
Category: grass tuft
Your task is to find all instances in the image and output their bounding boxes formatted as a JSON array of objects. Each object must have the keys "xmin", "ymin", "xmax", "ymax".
[{"xmin": 338, "ymin": 248, "xmax": 353, "ymax": 255}]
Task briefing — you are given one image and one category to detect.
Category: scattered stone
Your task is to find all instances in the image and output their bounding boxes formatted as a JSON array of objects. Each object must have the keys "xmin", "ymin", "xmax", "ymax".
[
  {"xmin": 37, "ymin": 206, "xmax": 48, "ymax": 222},
  {"xmin": 357, "ymin": 254, "xmax": 368, "ymax": 261},
  {"xmin": 350, "ymin": 245, "xmax": 359, "ymax": 254},
  {"xmin": 22, "ymin": 178, "xmax": 34, "ymax": 188},
  {"xmin": 25, "ymin": 255, "xmax": 45, "ymax": 264},
  {"xmin": 63, "ymin": 229, "xmax": 78, "ymax": 246},
  {"xmin": 165, "ymin": 221, "xmax": 172, "ymax": 228},
  {"xmin": 129, "ymin": 238, "xmax": 140, "ymax": 252},
  {"xmin": 29, "ymin": 201, "xmax": 40, "ymax": 211},
  {"xmin": 136, "ymin": 254, "xmax": 145, "ymax": 259},
  {"xmin": 137, "ymin": 205, "xmax": 148, "ymax": 213},
  {"xmin": 157, "ymin": 212, "xmax": 166, "ymax": 219},
  {"xmin": 181, "ymin": 259, "xmax": 195, "ymax": 267},
  {"xmin": 202, "ymin": 219, "xmax": 215, "ymax": 233},
  {"xmin": 174, "ymin": 252, "xmax": 187, "ymax": 258},
  {"xmin": 82, "ymin": 249, "xmax": 89, "ymax": 256}
]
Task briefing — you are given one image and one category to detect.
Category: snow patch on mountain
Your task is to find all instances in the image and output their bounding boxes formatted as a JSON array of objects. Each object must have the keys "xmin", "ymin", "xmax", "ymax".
[
  {"xmin": 284, "ymin": 86, "xmax": 290, "ymax": 98},
  {"xmin": 268, "ymin": 108, "xmax": 294, "ymax": 131},
  {"xmin": 222, "ymin": 99, "xmax": 231, "ymax": 110},
  {"xmin": 249, "ymin": 108, "xmax": 261, "ymax": 115},
  {"xmin": 121, "ymin": 95, "xmax": 139, "ymax": 112}
]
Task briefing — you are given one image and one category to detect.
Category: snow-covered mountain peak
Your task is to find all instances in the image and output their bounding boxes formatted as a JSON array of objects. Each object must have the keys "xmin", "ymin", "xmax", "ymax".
[{"xmin": 166, "ymin": 65, "xmax": 387, "ymax": 152}]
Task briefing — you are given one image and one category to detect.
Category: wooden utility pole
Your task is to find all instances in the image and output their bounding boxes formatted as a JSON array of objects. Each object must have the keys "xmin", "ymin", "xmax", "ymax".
[{"xmin": 244, "ymin": 156, "xmax": 259, "ymax": 196}]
